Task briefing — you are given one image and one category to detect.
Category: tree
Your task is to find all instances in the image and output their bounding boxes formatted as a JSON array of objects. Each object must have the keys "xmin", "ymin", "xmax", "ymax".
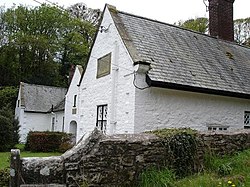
[
  {"xmin": 67, "ymin": 3, "xmax": 101, "ymax": 26},
  {"xmin": 0, "ymin": 106, "xmax": 19, "ymax": 150},
  {"xmin": 176, "ymin": 17, "xmax": 208, "ymax": 34},
  {"xmin": 0, "ymin": 4, "xmax": 96, "ymax": 87},
  {"xmin": 234, "ymin": 17, "xmax": 250, "ymax": 46},
  {"xmin": 0, "ymin": 86, "xmax": 18, "ymax": 110},
  {"xmin": 177, "ymin": 17, "xmax": 250, "ymax": 47}
]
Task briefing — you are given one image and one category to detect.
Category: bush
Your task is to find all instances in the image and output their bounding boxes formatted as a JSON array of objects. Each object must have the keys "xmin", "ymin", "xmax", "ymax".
[
  {"xmin": 0, "ymin": 168, "xmax": 10, "ymax": 187},
  {"xmin": 25, "ymin": 131, "xmax": 72, "ymax": 152},
  {"xmin": 150, "ymin": 128, "xmax": 199, "ymax": 178}
]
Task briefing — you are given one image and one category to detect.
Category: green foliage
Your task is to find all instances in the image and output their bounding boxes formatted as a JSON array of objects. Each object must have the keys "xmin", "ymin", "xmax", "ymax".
[
  {"xmin": 0, "ymin": 115, "xmax": 13, "ymax": 151},
  {"xmin": 0, "ymin": 152, "xmax": 11, "ymax": 169},
  {"xmin": 176, "ymin": 17, "xmax": 208, "ymax": 34},
  {"xmin": 234, "ymin": 17, "xmax": 250, "ymax": 46},
  {"xmin": 0, "ymin": 4, "xmax": 96, "ymax": 87},
  {"xmin": 25, "ymin": 131, "xmax": 72, "ymax": 152},
  {"xmin": 150, "ymin": 128, "xmax": 197, "ymax": 138},
  {"xmin": 139, "ymin": 168, "xmax": 176, "ymax": 187},
  {"xmin": 0, "ymin": 168, "xmax": 9, "ymax": 187},
  {"xmin": 0, "ymin": 106, "xmax": 20, "ymax": 149},
  {"xmin": 0, "ymin": 86, "xmax": 18, "ymax": 110},
  {"xmin": 217, "ymin": 163, "xmax": 233, "ymax": 176},
  {"xmin": 177, "ymin": 17, "xmax": 250, "ymax": 47},
  {"xmin": 139, "ymin": 149, "xmax": 250, "ymax": 187},
  {"xmin": 149, "ymin": 128, "xmax": 199, "ymax": 178},
  {"xmin": 168, "ymin": 132, "xmax": 198, "ymax": 177}
]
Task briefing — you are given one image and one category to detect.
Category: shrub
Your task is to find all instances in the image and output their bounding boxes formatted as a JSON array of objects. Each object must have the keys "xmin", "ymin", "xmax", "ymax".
[
  {"xmin": 0, "ymin": 168, "xmax": 10, "ymax": 187},
  {"xmin": 150, "ymin": 128, "xmax": 199, "ymax": 178},
  {"xmin": 25, "ymin": 131, "xmax": 72, "ymax": 152}
]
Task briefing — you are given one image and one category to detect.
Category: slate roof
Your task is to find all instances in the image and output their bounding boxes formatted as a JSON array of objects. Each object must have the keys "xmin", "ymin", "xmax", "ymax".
[
  {"xmin": 20, "ymin": 82, "xmax": 67, "ymax": 113},
  {"xmin": 108, "ymin": 5, "xmax": 250, "ymax": 99}
]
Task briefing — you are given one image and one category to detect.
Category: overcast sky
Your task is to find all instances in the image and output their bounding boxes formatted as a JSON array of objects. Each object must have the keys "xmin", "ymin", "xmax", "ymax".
[{"xmin": 1, "ymin": 0, "xmax": 250, "ymax": 24}]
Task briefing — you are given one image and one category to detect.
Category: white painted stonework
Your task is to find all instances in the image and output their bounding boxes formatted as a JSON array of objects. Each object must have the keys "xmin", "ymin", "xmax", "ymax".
[
  {"xmin": 64, "ymin": 65, "xmax": 82, "ymax": 138},
  {"xmin": 76, "ymin": 6, "xmax": 250, "ymax": 142},
  {"xmin": 77, "ymin": 7, "xmax": 137, "ymax": 141},
  {"xmin": 134, "ymin": 87, "xmax": 250, "ymax": 133}
]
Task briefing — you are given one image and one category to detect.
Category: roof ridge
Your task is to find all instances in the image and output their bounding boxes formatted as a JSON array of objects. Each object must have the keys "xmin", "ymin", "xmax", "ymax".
[{"xmin": 116, "ymin": 10, "xmax": 250, "ymax": 50}]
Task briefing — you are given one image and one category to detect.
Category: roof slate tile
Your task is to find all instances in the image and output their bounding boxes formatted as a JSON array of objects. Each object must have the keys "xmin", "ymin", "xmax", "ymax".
[{"xmin": 109, "ymin": 8, "xmax": 250, "ymax": 97}]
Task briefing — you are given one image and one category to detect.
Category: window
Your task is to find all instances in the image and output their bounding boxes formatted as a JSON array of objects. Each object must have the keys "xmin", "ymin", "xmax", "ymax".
[
  {"xmin": 96, "ymin": 105, "xmax": 107, "ymax": 133},
  {"xmin": 17, "ymin": 100, "xmax": 20, "ymax": 107},
  {"xmin": 51, "ymin": 117, "xmax": 55, "ymax": 131},
  {"xmin": 207, "ymin": 124, "xmax": 228, "ymax": 131},
  {"xmin": 73, "ymin": 95, "xmax": 77, "ymax": 107},
  {"xmin": 62, "ymin": 117, "xmax": 65, "ymax": 132},
  {"xmin": 72, "ymin": 108, "xmax": 77, "ymax": 114},
  {"xmin": 244, "ymin": 111, "xmax": 250, "ymax": 128},
  {"xmin": 96, "ymin": 53, "xmax": 111, "ymax": 78}
]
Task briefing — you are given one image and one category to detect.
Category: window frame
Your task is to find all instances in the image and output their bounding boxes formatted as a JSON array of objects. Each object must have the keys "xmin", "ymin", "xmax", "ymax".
[
  {"xmin": 96, "ymin": 104, "xmax": 108, "ymax": 133},
  {"xmin": 244, "ymin": 111, "xmax": 250, "ymax": 128}
]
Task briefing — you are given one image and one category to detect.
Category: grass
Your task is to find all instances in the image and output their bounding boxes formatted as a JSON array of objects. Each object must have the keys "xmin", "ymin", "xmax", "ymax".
[
  {"xmin": 139, "ymin": 149, "xmax": 250, "ymax": 187},
  {"xmin": 0, "ymin": 144, "xmax": 61, "ymax": 169}
]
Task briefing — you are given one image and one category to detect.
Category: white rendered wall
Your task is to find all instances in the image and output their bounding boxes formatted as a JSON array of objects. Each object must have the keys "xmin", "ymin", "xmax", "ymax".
[
  {"xmin": 53, "ymin": 111, "xmax": 65, "ymax": 132},
  {"xmin": 78, "ymin": 8, "xmax": 136, "ymax": 141},
  {"xmin": 64, "ymin": 66, "xmax": 82, "ymax": 135},
  {"xmin": 135, "ymin": 86, "xmax": 250, "ymax": 133},
  {"xmin": 19, "ymin": 112, "xmax": 51, "ymax": 143}
]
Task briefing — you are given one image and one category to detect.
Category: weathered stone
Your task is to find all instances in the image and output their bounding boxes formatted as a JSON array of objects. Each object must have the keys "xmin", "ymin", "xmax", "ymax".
[{"xmin": 12, "ymin": 129, "xmax": 250, "ymax": 187}]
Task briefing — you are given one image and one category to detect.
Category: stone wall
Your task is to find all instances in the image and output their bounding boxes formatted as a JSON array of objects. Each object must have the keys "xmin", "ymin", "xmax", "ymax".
[
  {"xmin": 199, "ymin": 130, "xmax": 250, "ymax": 155},
  {"xmin": 11, "ymin": 129, "xmax": 250, "ymax": 187}
]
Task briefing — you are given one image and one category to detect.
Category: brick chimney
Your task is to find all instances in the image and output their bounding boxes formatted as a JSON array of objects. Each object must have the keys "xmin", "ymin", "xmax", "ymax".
[
  {"xmin": 68, "ymin": 64, "xmax": 76, "ymax": 85},
  {"xmin": 208, "ymin": 0, "xmax": 235, "ymax": 41}
]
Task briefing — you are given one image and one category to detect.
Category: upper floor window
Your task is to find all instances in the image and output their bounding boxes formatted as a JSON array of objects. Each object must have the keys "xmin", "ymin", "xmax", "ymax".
[
  {"xmin": 73, "ymin": 95, "xmax": 77, "ymax": 107},
  {"xmin": 96, "ymin": 105, "xmax": 107, "ymax": 133},
  {"xmin": 51, "ymin": 117, "xmax": 55, "ymax": 131},
  {"xmin": 96, "ymin": 53, "xmax": 111, "ymax": 78},
  {"xmin": 244, "ymin": 111, "xmax": 250, "ymax": 129}
]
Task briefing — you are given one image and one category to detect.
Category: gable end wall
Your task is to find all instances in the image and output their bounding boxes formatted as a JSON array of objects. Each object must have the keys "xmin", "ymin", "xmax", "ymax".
[{"xmin": 77, "ymin": 8, "xmax": 136, "ymax": 140}]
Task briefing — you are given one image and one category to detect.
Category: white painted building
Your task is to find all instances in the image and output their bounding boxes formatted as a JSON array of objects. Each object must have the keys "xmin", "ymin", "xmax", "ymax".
[
  {"xmin": 75, "ymin": 3, "xmax": 250, "ymax": 141},
  {"xmin": 15, "ymin": 82, "xmax": 67, "ymax": 143},
  {"xmin": 64, "ymin": 65, "xmax": 83, "ymax": 143}
]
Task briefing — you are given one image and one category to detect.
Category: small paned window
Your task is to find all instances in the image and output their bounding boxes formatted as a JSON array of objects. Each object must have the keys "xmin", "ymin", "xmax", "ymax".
[
  {"xmin": 244, "ymin": 111, "xmax": 250, "ymax": 128},
  {"xmin": 208, "ymin": 126, "xmax": 228, "ymax": 131},
  {"xmin": 96, "ymin": 53, "xmax": 111, "ymax": 78},
  {"xmin": 96, "ymin": 105, "xmax": 108, "ymax": 133}
]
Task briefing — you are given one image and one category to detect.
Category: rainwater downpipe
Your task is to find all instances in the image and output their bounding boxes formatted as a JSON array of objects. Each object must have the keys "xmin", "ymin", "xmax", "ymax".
[{"xmin": 110, "ymin": 41, "xmax": 119, "ymax": 134}]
